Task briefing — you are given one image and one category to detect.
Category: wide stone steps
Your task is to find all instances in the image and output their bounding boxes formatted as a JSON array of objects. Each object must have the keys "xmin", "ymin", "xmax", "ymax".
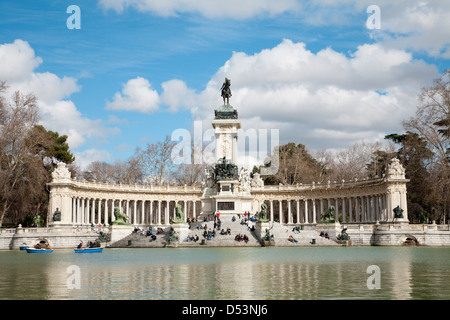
[{"xmin": 108, "ymin": 216, "xmax": 341, "ymax": 247}]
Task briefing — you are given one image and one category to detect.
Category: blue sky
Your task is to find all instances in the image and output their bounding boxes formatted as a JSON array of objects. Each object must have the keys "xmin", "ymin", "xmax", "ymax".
[{"xmin": 1, "ymin": 0, "xmax": 449, "ymax": 169}]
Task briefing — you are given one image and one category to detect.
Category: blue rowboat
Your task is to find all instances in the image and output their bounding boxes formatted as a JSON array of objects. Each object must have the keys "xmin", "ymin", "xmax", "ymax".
[
  {"xmin": 19, "ymin": 246, "xmax": 28, "ymax": 250},
  {"xmin": 26, "ymin": 248, "xmax": 53, "ymax": 253},
  {"xmin": 74, "ymin": 247, "xmax": 103, "ymax": 253}
]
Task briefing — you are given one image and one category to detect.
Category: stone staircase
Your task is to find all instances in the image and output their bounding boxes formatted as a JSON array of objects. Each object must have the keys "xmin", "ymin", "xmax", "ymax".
[{"xmin": 108, "ymin": 214, "xmax": 341, "ymax": 247}]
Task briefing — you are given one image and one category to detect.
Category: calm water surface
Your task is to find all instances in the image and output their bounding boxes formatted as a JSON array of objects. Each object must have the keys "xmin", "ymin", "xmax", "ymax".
[{"xmin": 0, "ymin": 247, "xmax": 449, "ymax": 300}]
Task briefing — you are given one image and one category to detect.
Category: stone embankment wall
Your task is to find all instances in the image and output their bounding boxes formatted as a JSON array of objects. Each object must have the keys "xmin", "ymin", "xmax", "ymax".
[
  {"xmin": 0, "ymin": 226, "xmax": 106, "ymax": 250},
  {"xmin": 1, "ymin": 223, "xmax": 449, "ymax": 250}
]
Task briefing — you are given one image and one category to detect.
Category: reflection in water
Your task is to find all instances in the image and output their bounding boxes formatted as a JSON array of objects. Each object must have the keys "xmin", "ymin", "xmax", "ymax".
[{"xmin": 0, "ymin": 247, "xmax": 449, "ymax": 300}]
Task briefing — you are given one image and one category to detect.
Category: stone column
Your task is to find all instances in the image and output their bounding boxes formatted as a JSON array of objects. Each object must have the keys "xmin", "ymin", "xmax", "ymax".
[
  {"xmin": 296, "ymin": 200, "xmax": 300, "ymax": 224},
  {"xmin": 355, "ymin": 197, "xmax": 360, "ymax": 223},
  {"xmin": 348, "ymin": 198, "xmax": 353, "ymax": 223},
  {"xmin": 184, "ymin": 201, "xmax": 187, "ymax": 222},
  {"xmin": 111, "ymin": 200, "xmax": 115, "ymax": 222},
  {"xmin": 270, "ymin": 200, "xmax": 274, "ymax": 222},
  {"xmin": 193, "ymin": 201, "xmax": 196, "ymax": 220},
  {"xmin": 104, "ymin": 199, "xmax": 108, "ymax": 226},
  {"xmin": 165, "ymin": 202, "xmax": 169, "ymax": 225},
  {"xmin": 133, "ymin": 200, "xmax": 137, "ymax": 225},
  {"xmin": 342, "ymin": 198, "xmax": 346, "ymax": 223},
  {"xmin": 77, "ymin": 198, "xmax": 81, "ymax": 224},
  {"xmin": 91, "ymin": 199, "xmax": 96, "ymax": 224},
  {"xmin": 71, "ymin": 198, "xmax": 75, "ymax": 224},
  {"xmin": 279, "ymin": 200, "xmax": 283, "ymax": 224},
  {"xmin": 288, "ymin": 200, "xmax": 292, "ymax": 224},
  {"xmin": 312, "ymin": 199, "xmax": 316, "ymax": 224},
  {"xmin": 320, "ymin": 199, "xmax": 324, "ymax": 218},
  {"xmin": 304, "ymin": 200, "xmax": 308, "ymax": 224},
  {"xmin": 127, "ymin": 200, "xmax": 131, "ymax": 222},
  {"xmin": 158, "ymin": 201, "xmax": 162, "ymax": 225},
  {"xmin": 98, "ymin": 199, "xmax": 102, "ymax": 225},
  {"xmin": 86, "ymin": 198, "xmax": 90, "ymax": 224},
  {"xmin": 334, "ymin": 198, "xmax": 339, "ymax": 221},
  {"xmin": 141, "ymin": 200, "xmax": 145, "ymax": 225},
  {"xmin": 360, "ymin": 197, "xmax": 365, "ymax": 223}
]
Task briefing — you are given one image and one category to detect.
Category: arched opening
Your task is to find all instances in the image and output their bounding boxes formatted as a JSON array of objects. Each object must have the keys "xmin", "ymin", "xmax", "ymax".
[{"xmin": 402, "ymin": 235, "xmax": 419, "ymax": 246}]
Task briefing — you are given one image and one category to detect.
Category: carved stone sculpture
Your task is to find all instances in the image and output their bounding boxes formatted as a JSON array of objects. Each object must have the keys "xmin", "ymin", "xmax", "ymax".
[
  {"xmin": 387, "ymin": 158, "xmax": 406, "ymax": 179},
  {"xmin": 51, "ymin": 162, "xmax": 71, "ymax": 181}
]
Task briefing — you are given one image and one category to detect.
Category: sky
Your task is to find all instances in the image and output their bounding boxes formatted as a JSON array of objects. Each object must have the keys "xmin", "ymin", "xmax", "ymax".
[{"xmin": 0, "ymin": 0, "xmax": 449, "ymax": 170}]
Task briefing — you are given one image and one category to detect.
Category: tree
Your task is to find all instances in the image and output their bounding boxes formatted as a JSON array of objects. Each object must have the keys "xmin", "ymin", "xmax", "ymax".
[
  {"xmin": 34, "ymin": 125, "xmax": 75, "ymax": 164},
  {"xmin": 0, "ymin": 82, "xmax": 76, "ymax": 227},
  {"xmin": 82, "ymin": 158, "xmax": 143, "ymax": 185},
  {"xmin": 386, "ymin": 132, "xmax": 437, "ymax": 223},
  {"xmin": 401, "ymin": 69, "xmax": 450, "ymax": 223},
  {"xmin": 135, "ymin": 136, "xmax": 176, "ymax": 185},
  {"xmin": 0, "ymin": 84, "xmax": 48, "ymax": 226},
  {"xmin": 263, "ymin": 143, "xmax": 323, "ymax": 185}
]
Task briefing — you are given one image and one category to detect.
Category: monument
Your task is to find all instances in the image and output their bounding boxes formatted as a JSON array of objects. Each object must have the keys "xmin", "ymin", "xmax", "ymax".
[{"xmin": 201, "ymin": 78, "xmax": 255, "ymax": 216}]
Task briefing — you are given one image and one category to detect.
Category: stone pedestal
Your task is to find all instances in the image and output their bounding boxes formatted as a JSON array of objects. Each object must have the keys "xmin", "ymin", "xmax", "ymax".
[
  {"xmin": 393, "ymin": 218, "xmax": 409, "ymax": 228},
  {"xmin": 255, "ymin": 221, "xmax": 273, "ymax": 246},
  {"xmin": 110, "ymin": 225, "xmax": 133, "ymax": 245},
  {"xmin": 316, "ymin": 222, "xmax": 341, "ymax": 241},
  {"xmin": 170, "ymin": 223, "xmax": 190, "ymax": 244}
]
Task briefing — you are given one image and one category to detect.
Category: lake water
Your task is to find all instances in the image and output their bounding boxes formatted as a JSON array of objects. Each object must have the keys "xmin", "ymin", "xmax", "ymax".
[{"xmin": 0, "ymin": 247, "xmax": 449, "ymax": 300}]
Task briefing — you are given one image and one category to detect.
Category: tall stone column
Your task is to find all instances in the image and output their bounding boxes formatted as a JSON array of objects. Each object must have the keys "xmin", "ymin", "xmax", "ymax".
[
  {"xmin": 91, "ymin": 199, "xmax": 96, "ymax": 224},
  {"xmin": 296, "ymin": 200, "xmax": 300, "ymax": 224},
  {"xmin": 193, "ymin": 201, "xmax": 196, "ymax": 220},
  {"xmin": 158, "ymin": 201, "xmax": 162, "ymax": 225},
  {"xmin": 334, "ymin": 198, "xmax": 339, "ymax": 221},
  {"xmin": 133, "ymin": 200, "xmax": 137, "ymax": 225},
  {"xmin": 279, "ymin": 200, "xmax": 283, "ymax": 224},
  {"xmin": 361, "ymin": 197, "xmax": 365, "ymax": 223},
  {"xmin": 312, "ymin": 199, "xmax": 316, "ymax": 224},
  {"xmin": 184, "ymin": 201, "xmax": 187, "ymax": 222},
  {"xmin": 98, "ymin": 199, "xmax": 102, "ymax": 225},
  {"xmin": 165, "ymin": 202, "xmax": 169, "ymax": 225},
  {"xmin": 103, "ymin": 199, "xmax": 108, "ymax": 226},
  {"xmin": 111, "ymin": 200, "xmax": 115, "ymax": 222},
  {"xmin": 288, "ymin": 200, "xmax": 292, "ymax": 224},
  {"xmin": 342, "ymin": 198, "xmax": 346, "ymax": 223},
  {"xmin": 304, "ymin": 200, "xmax": 308, "ymax": 224},
  {"xmin": 141, "ymin": 200, "xmax": 145, "ymax": 225},
  {"xmin": 355, "ymin": 197, "xmax": 360, "ymax": 223},
  {"xmin": 76, "ymin": 198, "xmax": 81, "ymax": 224},
  {"xmin": 348, "ymin": 198, "xmax": 353, "ymax": 222},
  {"xmin": 270, "ymin": 200, "xmax": 274, "ymax": 222}
]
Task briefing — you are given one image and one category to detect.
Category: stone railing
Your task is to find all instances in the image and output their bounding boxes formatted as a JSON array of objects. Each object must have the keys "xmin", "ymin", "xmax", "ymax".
[
  {"xmin": 0, "ymin": 228, "xmax": 16, "ymax": 235},
  {"xmin": 251, "ymin": 176, "xmax": 386, "ymax": 192},
  {"xmin": 54, "ymin": 179, "xmax": 203, "ymax": 194},
  {"xmin": 14, "ymin": 225, "xmax": 109, "ymax": 234}
]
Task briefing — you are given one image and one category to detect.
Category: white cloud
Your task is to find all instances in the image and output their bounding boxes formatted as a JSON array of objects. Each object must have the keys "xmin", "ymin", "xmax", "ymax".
[
  {"xmin": 160, "ymin": 79, "xmax": 197, "ymax": 112},
  {"xmin": 98, "ymin": 0, "xmax": 300, "ymax": 19},
  {"xmin": 148, "ymin": 39, "xmax": 438, "ymax": 152},
  {"xmin": 98, "ymin": 0, "xmax": 450, "ymax": 59},
  {"xmin": 0, "ymin": 39, "xmax": 119, "ymax": 159},
  {"xmin": 0, "ymin": 40, "xmax": 42, "ymax": 82},
  {"xmin": 105, "ymin": 77, "xmax": 160, "ymax": 113},
  {"xmin": 74, "ymin": 149, "xmax": 112, "ymax": 171}
]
